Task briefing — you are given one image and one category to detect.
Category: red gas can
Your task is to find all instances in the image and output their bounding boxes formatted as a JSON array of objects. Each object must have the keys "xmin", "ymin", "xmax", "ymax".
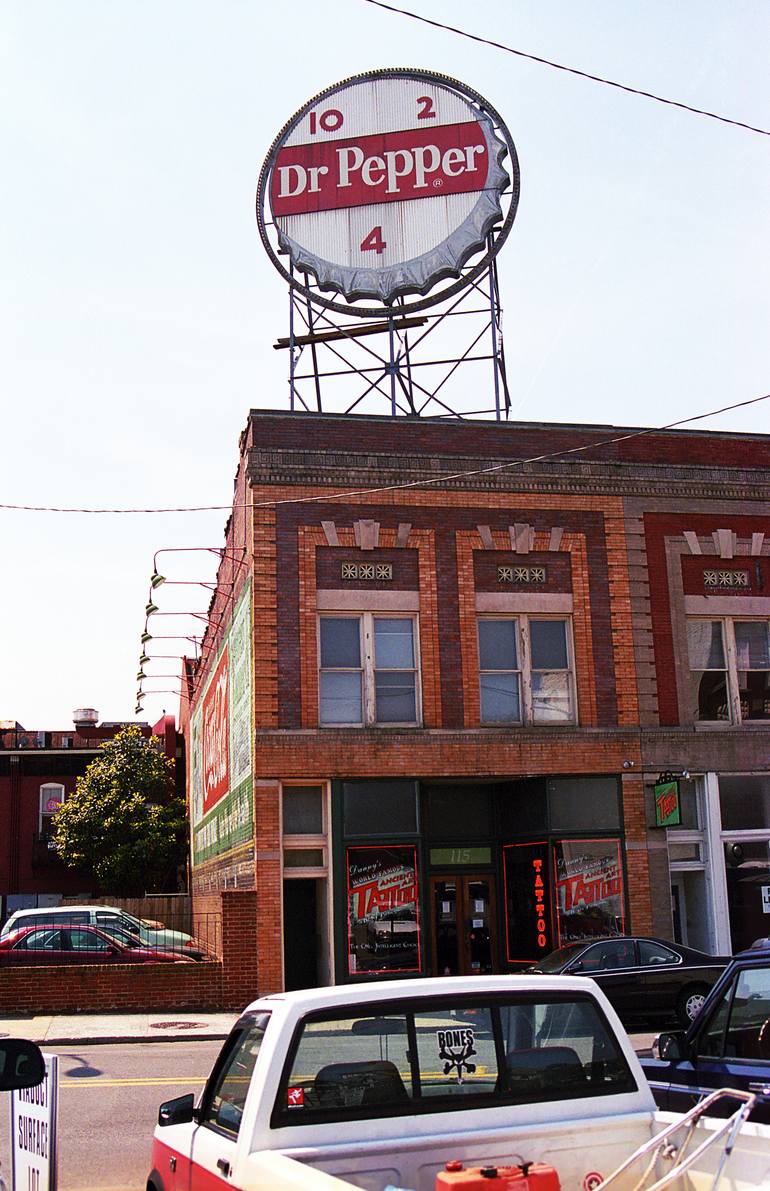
[{"xmin": 435, "ymin": 1160, "xmax": 561, "ymax": 1191}]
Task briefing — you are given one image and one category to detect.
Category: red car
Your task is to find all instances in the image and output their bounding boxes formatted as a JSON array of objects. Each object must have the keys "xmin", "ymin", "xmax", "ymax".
[{"xmin": 0, "ymin": 923, "xmax": 188, "ymax": 964}]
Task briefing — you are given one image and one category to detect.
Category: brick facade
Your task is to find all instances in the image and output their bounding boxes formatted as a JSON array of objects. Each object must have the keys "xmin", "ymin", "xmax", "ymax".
[{"xmin": 184, "ymin": 411, "xmax": 770, "ymax": 992}]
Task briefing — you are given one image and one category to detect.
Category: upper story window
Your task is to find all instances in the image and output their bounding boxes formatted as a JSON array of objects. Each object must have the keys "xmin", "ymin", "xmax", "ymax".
[
  {"xmin": 687, "ymin": 618, "xmax": 770, "ymax": 723},
  {"xmin": 39, "ymin": 783, "xmax": 65, "ymax": 838},
  {"xmin": 319, "ymin": 614, "xmax": 419, "ymax": 726},
  {"xmin": 478, "ymin": 617, "xmax": 576, "ymax": 725}
]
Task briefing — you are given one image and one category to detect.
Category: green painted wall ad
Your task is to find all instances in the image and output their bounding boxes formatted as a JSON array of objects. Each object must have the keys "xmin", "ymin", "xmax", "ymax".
[{"xmin": 191, "ymin": 581, "xmax": 254, "ymax": 864}]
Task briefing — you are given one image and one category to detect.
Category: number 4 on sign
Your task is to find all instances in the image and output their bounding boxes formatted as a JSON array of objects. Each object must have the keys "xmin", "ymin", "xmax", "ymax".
[{"xmin": 360, "ymin": 226, "xmax": 386, "ymax": 255}]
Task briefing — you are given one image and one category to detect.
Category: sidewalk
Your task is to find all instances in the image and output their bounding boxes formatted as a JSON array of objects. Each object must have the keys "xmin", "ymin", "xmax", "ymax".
[
  {"xmin": 0, "ymin": 1010, "xmax": 656, "ymax": 1053},
  {"xmin": 0, "ymin": 1011, "xmax": 239, "ymax": 1046}
]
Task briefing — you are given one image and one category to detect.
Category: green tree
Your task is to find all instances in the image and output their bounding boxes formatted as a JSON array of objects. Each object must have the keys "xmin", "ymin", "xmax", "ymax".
[{"xmin": 53, "ymin": 726, "xmax": 188, "ymax": 896}]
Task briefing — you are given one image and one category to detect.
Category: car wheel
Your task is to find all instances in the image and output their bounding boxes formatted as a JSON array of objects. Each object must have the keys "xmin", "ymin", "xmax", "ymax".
[{"xmin": 677, "ymin": 985, "xmax": 708, "ymax": 1027}]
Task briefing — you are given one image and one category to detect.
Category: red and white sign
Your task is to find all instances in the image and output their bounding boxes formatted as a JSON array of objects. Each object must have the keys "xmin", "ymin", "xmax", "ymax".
[
  {"xmin": 202, "ymin": 647, "xmax": 229, "ymax": 814},
  {"xmin": 258, "ymin": 70, "xmax": 518, "ymax": 309}
]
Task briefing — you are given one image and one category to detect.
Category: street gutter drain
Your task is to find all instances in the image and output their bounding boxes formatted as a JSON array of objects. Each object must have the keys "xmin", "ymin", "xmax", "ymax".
[{"xmin": 150, "ymin": 1021, "xmax": 208, "ymax": 1030}]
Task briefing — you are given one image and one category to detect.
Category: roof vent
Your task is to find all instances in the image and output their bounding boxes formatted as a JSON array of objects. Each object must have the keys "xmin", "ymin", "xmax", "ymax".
[{"xmin": 73, "ymin": 708, "xmax": 98, "ymax": 730}]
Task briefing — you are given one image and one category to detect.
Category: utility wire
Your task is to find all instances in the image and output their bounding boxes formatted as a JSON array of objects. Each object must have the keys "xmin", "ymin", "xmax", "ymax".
[
  {"xmin": 362, "ymin": 0, "xmax": 770, "ymax": 138},
  {"xmin": 1, "ymin": 391, "xmax": 767, "ymax": 515}
]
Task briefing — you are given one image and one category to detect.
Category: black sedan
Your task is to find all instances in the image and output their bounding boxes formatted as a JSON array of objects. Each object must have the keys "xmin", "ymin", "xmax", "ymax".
[
  {"xmin": 528, "ymin": 936, "xmax": 729, "ymax": 1027},
  {"xmin": 641, "ymin": 944, "xmax": 770, "ymax": 1123}
]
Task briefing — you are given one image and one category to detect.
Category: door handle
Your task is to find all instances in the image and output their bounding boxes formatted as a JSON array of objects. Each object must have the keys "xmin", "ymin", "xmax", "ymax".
[{"xmin": 217, "ymin": 1158, "xmax": 231, "ymax": 1177}]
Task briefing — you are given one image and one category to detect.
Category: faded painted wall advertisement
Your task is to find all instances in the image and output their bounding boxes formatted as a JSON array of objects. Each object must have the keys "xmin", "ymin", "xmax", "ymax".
[
  {"xmin": 191, "ymin": 581, "xmax": 254, "ymax": 865},
  {"xmin": 553, "ymin": 838, "xmax": 625, "ymax": 944},
  {"xmin": 202, "ymin": 647, "xmax": 229, "ymax": 814},
  {"xmin": 347, "ymin": 845, "xmax": 420, "ymax": 975}
]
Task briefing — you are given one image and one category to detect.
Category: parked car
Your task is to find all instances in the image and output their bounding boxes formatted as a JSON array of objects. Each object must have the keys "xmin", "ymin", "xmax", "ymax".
[
  {"xmin": 0, "ymin": 924, "xmax": 190, "ymax": 964},
  {"xmin": 640, "ymin": 942, "xmax": 770, "ymax": 1123},
  {"xmin": 0, "ymin": 904, "xmax": 209, "ymax": 960},
  {"xmin": 527, "ymin": 935, "xmax": 729, "ymax": 1027}
]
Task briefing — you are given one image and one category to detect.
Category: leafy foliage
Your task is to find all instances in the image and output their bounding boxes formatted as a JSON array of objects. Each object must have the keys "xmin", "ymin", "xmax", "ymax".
[{"xmin": 53, "ymin": 726, "xmax": 187, "ymax": 896}]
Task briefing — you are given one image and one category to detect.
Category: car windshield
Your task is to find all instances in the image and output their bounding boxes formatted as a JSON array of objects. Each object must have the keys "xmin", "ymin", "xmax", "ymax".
[
  {"xmin": 98, "ymin": 925, "xmax": 139, "ymax": 947},
  {"xmin": 531, "ymin": 944, "xmax": 586, "ymax": 973},
  {"xmin": 117, "ymin": 912, "xmax": 144, "ymax": 931}
]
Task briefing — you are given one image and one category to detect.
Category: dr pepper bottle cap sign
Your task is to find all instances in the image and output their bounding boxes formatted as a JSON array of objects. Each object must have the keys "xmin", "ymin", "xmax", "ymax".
[{"xmin": 257, "ymin": 68, "xmax": 520, "ymax": 315}]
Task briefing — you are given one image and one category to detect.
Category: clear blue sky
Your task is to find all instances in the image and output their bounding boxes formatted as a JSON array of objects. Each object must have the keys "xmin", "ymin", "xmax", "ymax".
[{"xmin": 1, "ymin": 1, "xmax": 768, "ymax": 728}]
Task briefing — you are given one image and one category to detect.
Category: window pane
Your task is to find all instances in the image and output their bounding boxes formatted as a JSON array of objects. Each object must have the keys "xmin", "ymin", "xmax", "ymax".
[
  {"xmin": 283, "ymin": 848, "xmax": 324, "ymax": 868},
  {"xmin": 70, "ymin": 930, "xmax": 109, "ymax": 951},
  {"xmin": 725, "ymin": 968, "xmax": 770, "ymax": 1060},
  {"xmin": 374, "ymin": 619, "xmax": 414, "ymax": 669},
  {"xmin": 320, "ymin": 618, "xmax": 361, "ymax": 668},
  {"xmin": 342, "ymin": 781, "xmax": 418, "ymax": 835},
  {"xmin": 320, "ymin": 672, "xmax": 362, "ymax": 724},
  {"xmin": 480, "ymin": 672, "xmax": 521, "ymax": 723},
  {"xmin": 415, "ymin": 1005, "xmax": 497, "ymax": 1099},
  {"xmin": 279, "ymin": 1012, "xmax": 412, "ymax": 1121},
  {"xmin": 687, "ymin": 620, "xmax": 725, "ymax": 669},
  {"xmin": 375, "ymin": 672, "xmax": 416, "ymax": 722},
  {"xmin": 499, "ymin": 999, "xmax": 634, "ymax": 1100},
  {"xmin": 547, "ymin": 778, "xmax": 621, "ymax": 831},
  {"xmin": 202, "ymin": 1014, "xmax": 270, "ymax": 1135},
  {"xmin": 697, "ymin": 983, "xmax": 733, "ymax": 1057},
  {"xmin": 532, "ymin": 672, "xmax": 572, "ymax": 722},
  {"xmin": 530, "ymin": 620, "xmax": 568, "ymax": 669},
  {"xmin": 478, "ymin": 620, "xmax": 517, "ymax": 671},
  {"xmin": 735, "ymin": 622, "xmax": 770, "ymax": 721},
  {"xmin": 283, "ymin": 787, "xmax": 324, "ymax": 835},
  {"xmin": 719, "ymin": 775, "xmax": 770, "ymax": 831},
  {"xmin": 734, "ymin": 622, "xmax": 770, "ymax": 669},
  {"xmin": 639, "ymin": 941, "xmax": 677, "ymax": 966},
  {"xmin": 688, "ymin": 670, "xmax": 730, "ymax": 721},
  {"xmin": 739, "ymin": 671, "xmax": 770, "ymax": 721},
  {"xmin": 21, "ymin": 929, "xmax": 61, "ymax": 951}
]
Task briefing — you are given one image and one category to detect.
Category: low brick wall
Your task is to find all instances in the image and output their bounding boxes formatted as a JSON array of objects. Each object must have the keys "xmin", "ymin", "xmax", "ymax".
[
  {"xmin": 0, "ymin": 891, "xmax": 262, "ymax": 1014},
  {"xmin": 0, "ymin": 960, "xmax": 224, "ymax": 1014}
]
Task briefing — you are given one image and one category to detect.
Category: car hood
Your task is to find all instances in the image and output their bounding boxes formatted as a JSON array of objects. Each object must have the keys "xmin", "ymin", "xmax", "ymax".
[{"xmin": 139, "ymin": 927, "xmax": 193, "ymax": 947}]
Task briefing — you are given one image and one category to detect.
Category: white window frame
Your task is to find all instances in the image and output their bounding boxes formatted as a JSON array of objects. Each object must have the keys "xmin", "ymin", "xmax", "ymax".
[
  {"xmin": 39, "ymin": 783, "xmax": 65, "ymax": 835},
  {"xmin": 318, "ymin": 613, "xmax": 421, "ymax": 727},
  {"xmin": 281, "ymin": 782, "xmax": 329, "ymax": 875},
  {"xmin": 687, "ymin": 616, "xmax": 770, "ymax": 724},
  {"xmin": 477, "ymin": 615, "xmax": 577, "ymax": 726}
]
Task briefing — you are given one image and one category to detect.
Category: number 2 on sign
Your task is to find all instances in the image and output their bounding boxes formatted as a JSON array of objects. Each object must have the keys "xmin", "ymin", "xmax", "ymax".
[{"xmin": 360, "ymin": 226, "xmax": 386, "ymax": 255}]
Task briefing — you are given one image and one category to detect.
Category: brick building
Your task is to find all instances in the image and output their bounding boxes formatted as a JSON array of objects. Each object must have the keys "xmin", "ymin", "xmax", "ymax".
[
  {"xmin": 0, "ymin": 711, "xmax": 179, "ymax": 923},
  {"xmin": 185, "ymin": 411, "xmax": 770, "ymax": 993}
]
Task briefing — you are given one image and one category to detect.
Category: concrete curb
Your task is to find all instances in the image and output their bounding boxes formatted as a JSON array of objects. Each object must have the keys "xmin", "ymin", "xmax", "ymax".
[{"xmin": 35, "ymin": 1031, "xmax": 232, "ymax": 1046}]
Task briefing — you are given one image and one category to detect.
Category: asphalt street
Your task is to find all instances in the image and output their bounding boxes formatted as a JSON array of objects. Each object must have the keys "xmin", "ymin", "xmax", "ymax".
[{"xmin": 0, "ymin": 1039, "xmax": 223, "ymax": 1191}]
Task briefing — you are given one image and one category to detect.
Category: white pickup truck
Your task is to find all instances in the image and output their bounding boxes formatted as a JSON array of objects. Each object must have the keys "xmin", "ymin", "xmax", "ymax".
[{"xmin": 148, "ymin": 975, "xmax": 770, "ymax": 1191}]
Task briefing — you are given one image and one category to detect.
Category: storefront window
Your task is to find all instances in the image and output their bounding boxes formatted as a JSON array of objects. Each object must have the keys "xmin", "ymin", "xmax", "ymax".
[
  {"xmin": 724, "ymin": 839, "xmax": 770, "ymax": 953},
  {"xmin": 346, "ymin": 845, "xmax": 420, "ymax": 976},
  {"xmin": 343, "ymin": 781, "xmax": 418, "ymax": 837},
  {"xmin": 553, "ymin": 839, "xmax": 625, "ymax": 944},
  {"xmin": 546, "ymin": 778, "xmax": 620, "ymax": 831},
  {"xmin": 719, "ymin": 775, "xmax": 770, "ymax": 831}
]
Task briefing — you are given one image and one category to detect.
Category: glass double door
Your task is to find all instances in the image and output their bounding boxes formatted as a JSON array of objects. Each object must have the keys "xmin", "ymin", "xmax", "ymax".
[{"xmin": 430, "ymin": 874, "xmax": 496, "ymax": 976}]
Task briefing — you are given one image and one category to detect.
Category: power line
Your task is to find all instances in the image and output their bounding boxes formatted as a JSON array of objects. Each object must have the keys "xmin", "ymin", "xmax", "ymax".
[
  {"xmin": 1, "ymin": 391, "xmax": 767, "ymax": 515},
  {"xmin": 362, "ymin": 0, "xmax": 770, "ymax": 138}
]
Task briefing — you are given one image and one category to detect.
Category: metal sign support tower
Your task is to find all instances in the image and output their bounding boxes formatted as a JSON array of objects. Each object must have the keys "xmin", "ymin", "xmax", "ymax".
[{"xmin": 278, "ymin": 246, "xmax": 511, "ymax": 421}]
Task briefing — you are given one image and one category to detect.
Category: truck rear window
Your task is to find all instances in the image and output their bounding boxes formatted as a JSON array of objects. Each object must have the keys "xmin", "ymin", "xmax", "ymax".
[{"xmin": 272, "ymin": 993, "xmax": 636, "ymax": 1127}]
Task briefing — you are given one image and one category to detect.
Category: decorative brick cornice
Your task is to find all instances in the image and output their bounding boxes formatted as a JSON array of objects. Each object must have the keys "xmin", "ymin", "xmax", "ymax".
[{"xmin": 247, "ymin": 448, "xmax": 770, "ymax": 502}]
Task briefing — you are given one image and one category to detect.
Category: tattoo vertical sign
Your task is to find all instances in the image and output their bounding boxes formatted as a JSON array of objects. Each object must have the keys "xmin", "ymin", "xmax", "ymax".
[{"xmin": 503, "ymin": 842, "xmax": 551, "ymax": 963}]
